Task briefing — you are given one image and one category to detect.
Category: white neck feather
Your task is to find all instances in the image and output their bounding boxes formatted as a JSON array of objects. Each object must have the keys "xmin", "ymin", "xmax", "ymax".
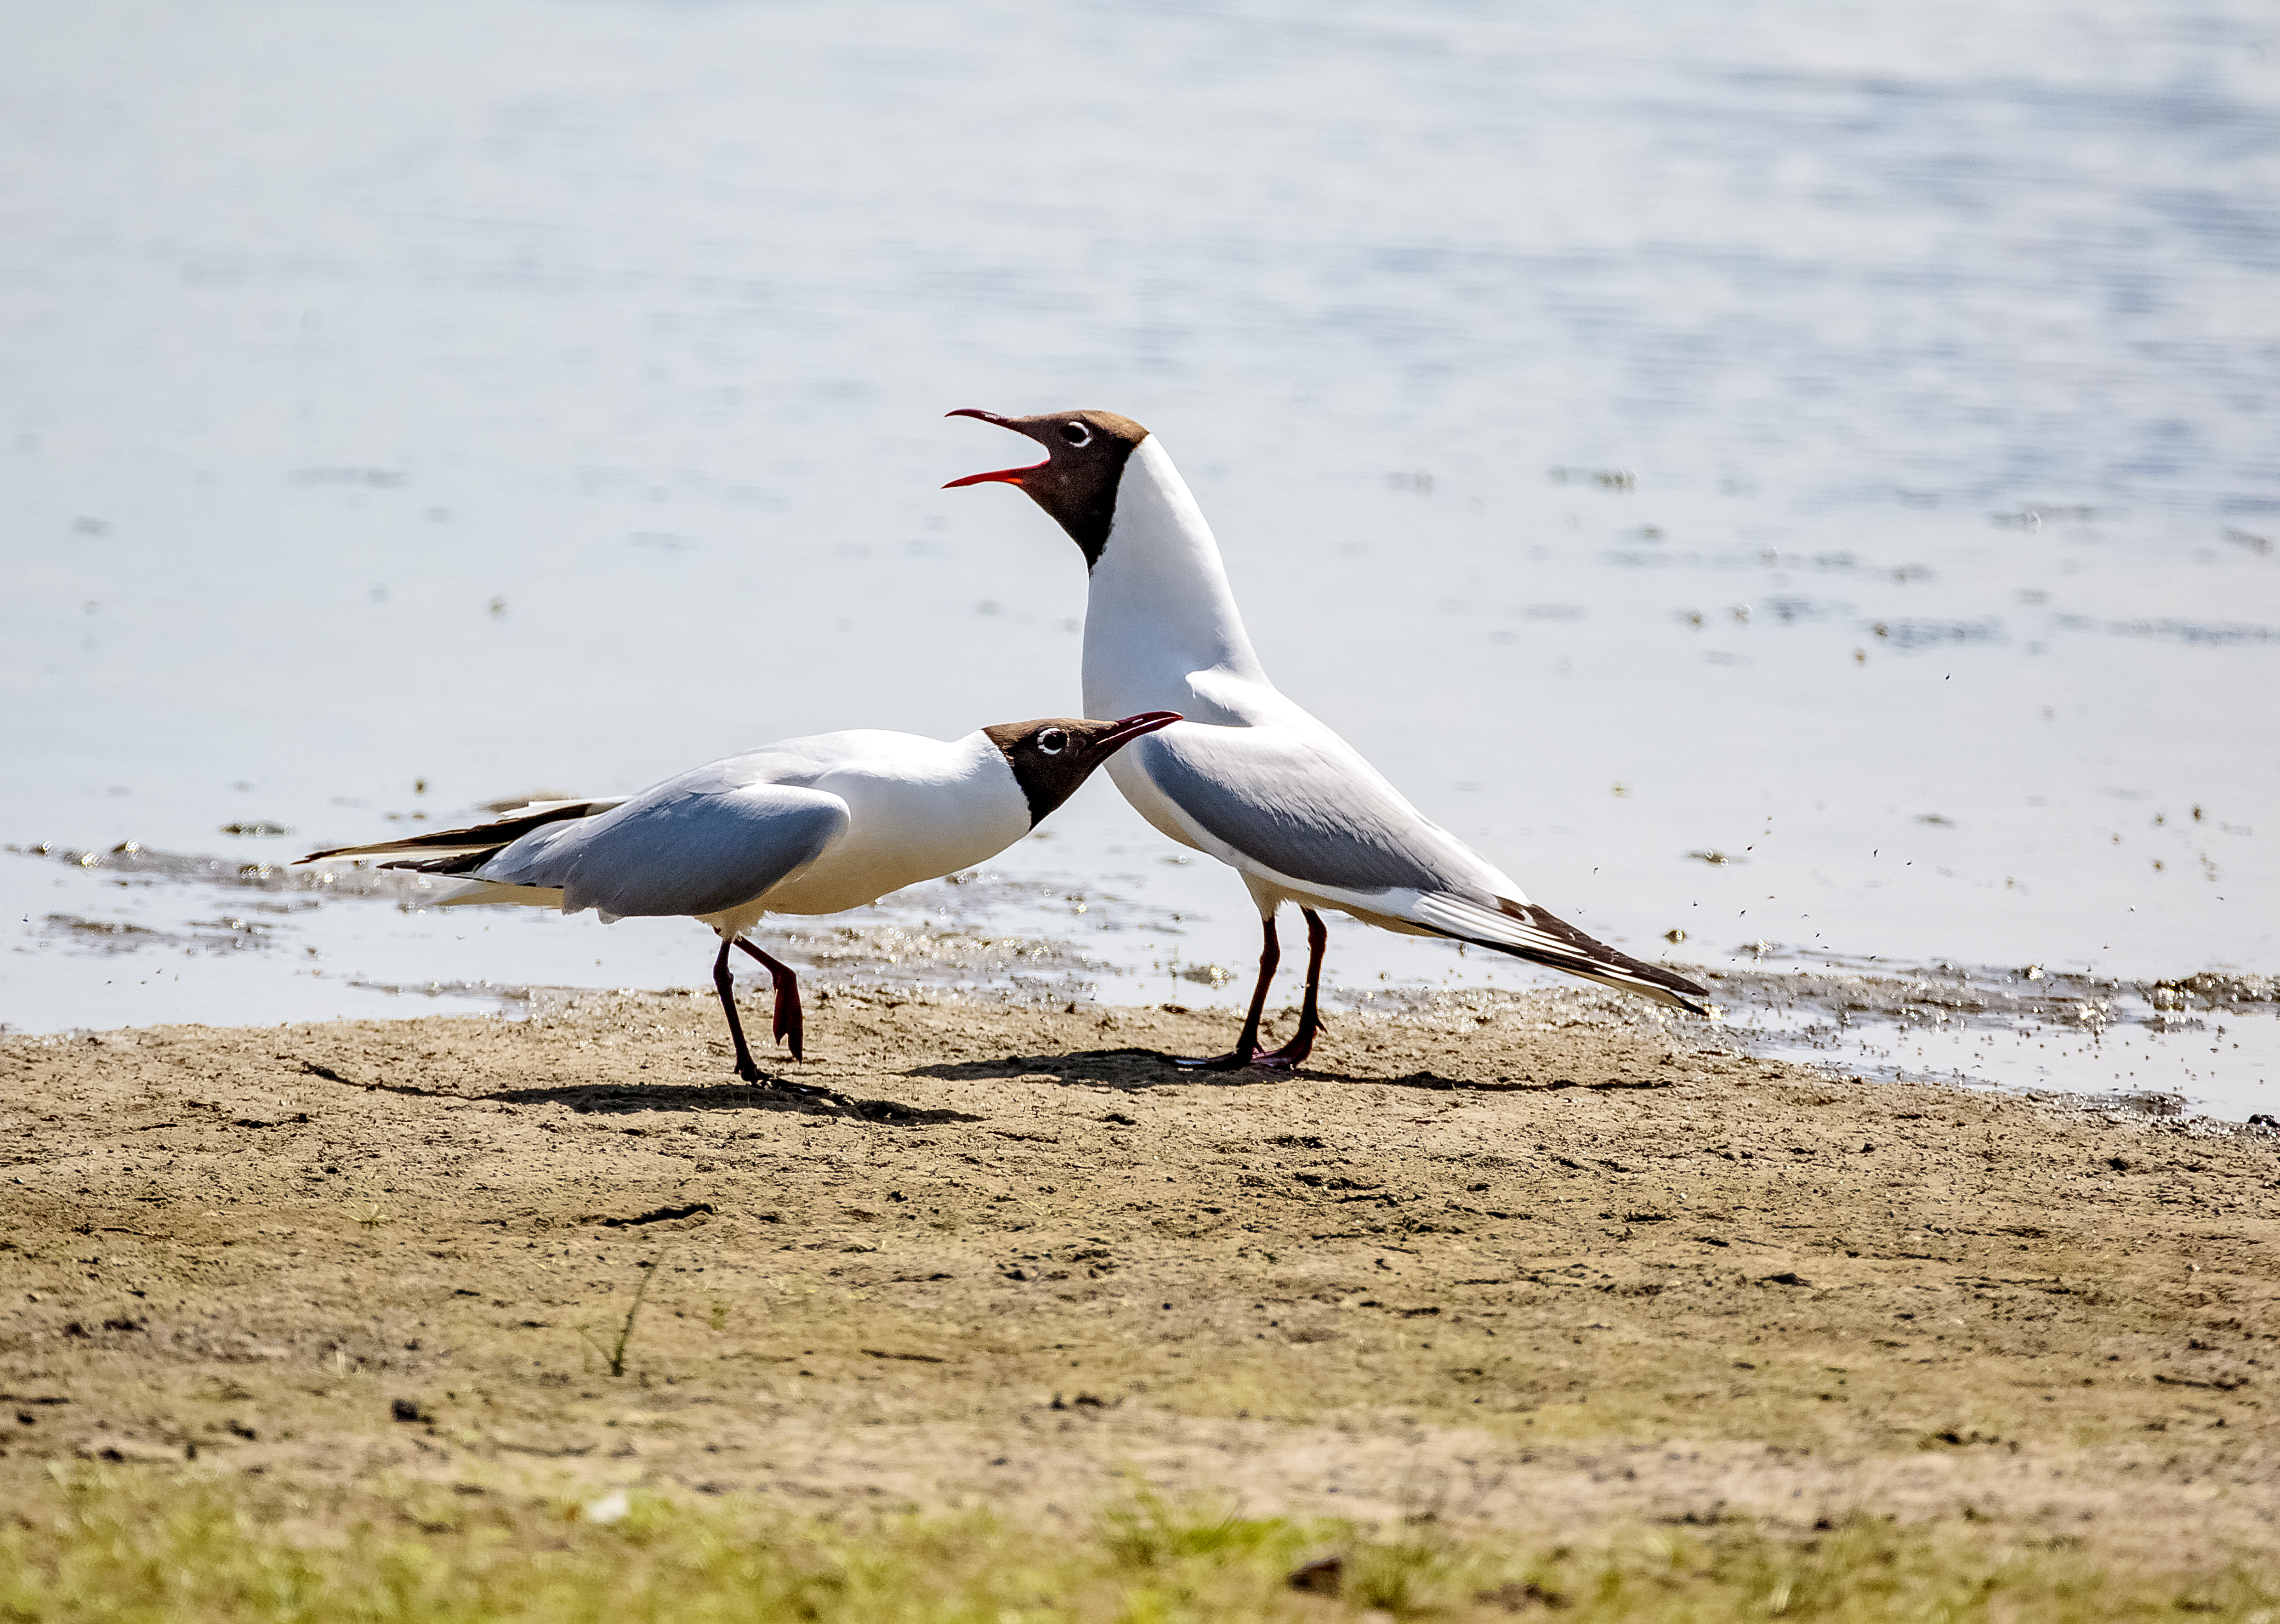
[{"xmin": 1080, "ymin": 435, "xmax": 1270, "ymax": 721}]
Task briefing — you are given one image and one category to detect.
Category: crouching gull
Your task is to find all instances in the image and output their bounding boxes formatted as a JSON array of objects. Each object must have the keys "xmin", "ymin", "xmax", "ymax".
[
  {"xmin": 297, "ymin": 712, "xmax": 1179, "ymax": 1082},
  {"xmin": 948, "ymin": 407, "xmax": 1708, "ymax": 1069}
]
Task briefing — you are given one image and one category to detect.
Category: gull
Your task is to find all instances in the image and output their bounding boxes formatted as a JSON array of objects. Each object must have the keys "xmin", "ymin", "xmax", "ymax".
[
  {"xmin": 297, "ymin": 712, "xmax": 1179, "ymax": 1082},
  {"xmin": 948, "ymin": 407, "xmax": 1707, "ymax": 1069}
]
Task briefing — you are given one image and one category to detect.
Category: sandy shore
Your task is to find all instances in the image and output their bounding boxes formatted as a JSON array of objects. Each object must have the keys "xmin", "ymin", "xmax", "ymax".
[{"xmin": 4, "ymin": 987, "xmax": 2276, "ymax": 1576}]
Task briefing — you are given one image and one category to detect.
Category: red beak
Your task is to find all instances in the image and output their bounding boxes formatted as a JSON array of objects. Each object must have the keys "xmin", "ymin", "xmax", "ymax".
[
  {"xmin": 1094, "ymin": 711, "xmax": 1183, "ymax": 753},
  {"xmin": 944, "ymin": 407, "xmax": 1048, "ymax": 488}
]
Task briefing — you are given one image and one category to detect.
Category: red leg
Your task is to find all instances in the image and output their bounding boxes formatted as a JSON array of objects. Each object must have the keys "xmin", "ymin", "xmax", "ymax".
[
  {"xmin": 711, "ymin": 938, "xmax": 765, "ymax": 1082},
  {"xmin": 1254, "ymin": 908, "xmax": 1327, "ymax": 1068},
  {"xmin": 734, "ymin": 937, "xmax": 804, "ymax": 1061},
  {"xmin": 1175, "ymin": 914, "xmax": 1280, "ymax": 1071}
]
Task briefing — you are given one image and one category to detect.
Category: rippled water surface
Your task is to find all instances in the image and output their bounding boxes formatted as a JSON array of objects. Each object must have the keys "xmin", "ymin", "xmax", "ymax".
[{"xmin": 4, "ymin": 1, "xmax": 2276, "ymax": 1113}]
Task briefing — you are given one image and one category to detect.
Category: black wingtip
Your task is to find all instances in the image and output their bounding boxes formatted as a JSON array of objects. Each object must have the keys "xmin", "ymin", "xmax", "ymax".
[
  {"xmin": 290, "ymin": 801, "xmax": 608, "ymax": 869},
  {"xmin": 1435, "ymin": 897, "xmax": 1713, "ymax": 1015}
]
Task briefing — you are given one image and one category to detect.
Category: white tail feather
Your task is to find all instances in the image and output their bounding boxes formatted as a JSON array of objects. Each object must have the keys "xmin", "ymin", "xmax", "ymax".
[{"xmin": 435, "ymin": 880, "xmax": 565, "ymax": 909}]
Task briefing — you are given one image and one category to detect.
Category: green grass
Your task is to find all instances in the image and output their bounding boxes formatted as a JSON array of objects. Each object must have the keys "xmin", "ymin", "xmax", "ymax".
[{"xmin": 1, "ymin": 1468, "xmax": 2274, "ymax": 1623}]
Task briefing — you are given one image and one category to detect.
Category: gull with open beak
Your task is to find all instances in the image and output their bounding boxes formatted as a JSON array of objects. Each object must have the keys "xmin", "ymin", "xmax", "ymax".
[
  {"xmin": 948, "ymin": 407, "xmax": 1707, "ymax": 1069},
  {"xmin": 297, "ymin": 711, "xmax": 1179, "ymax": 1082}
]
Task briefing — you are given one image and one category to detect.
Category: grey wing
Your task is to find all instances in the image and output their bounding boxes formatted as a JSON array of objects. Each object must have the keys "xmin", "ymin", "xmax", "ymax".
[
  {"xmin": 1131, "ymin": 726, "xmax": 1471, "ymax": 895},
  {"xmin": 478, "ymin": 773, "xmax": 850, "ymax": 920},
  {"xmin": 1141, "ymin": 727, "xmax": 1708, "ymax": 1013}
]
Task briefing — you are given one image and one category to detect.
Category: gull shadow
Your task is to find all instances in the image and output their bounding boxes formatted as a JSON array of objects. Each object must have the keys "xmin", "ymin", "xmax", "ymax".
[
  {"xmin": 293, "ymin": 1062, "xmax": 975, "ymax": 1126},
  {"xmin": 1374, "ymin": 1071, "xmax": 1675, "ymax": 1094},
  {"xmin": 910, "ymin": 1048, "xmax": 1251, "ymax": 1090},
  {"xmin": 909, "ymin": 1052, "xmax": 1677, "ymax": 1095},
  {"xmin": 484, "ymin": 1081, "xmax": 980, "ymax": 1126}
]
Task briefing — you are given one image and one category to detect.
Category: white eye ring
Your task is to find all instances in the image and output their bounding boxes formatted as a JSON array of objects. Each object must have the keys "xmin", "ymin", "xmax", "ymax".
[
  {"xmin": 1060, "ymin": 422, "xmax": 1092, "ymax": 448},
  {"xmin": 1037, "ymin": 728, "xmax": 1069, "ymax": 755}
]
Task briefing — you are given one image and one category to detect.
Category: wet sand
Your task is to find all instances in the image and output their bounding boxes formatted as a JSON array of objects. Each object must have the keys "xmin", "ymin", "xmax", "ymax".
[{"xmin": 3, "ymin": 990, "xmax": 2277, "ymax": 1571}]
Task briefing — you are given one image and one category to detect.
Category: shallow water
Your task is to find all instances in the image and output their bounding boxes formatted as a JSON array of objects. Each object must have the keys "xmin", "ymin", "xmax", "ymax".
[{"xmin": 4, "ymin": 1, "xmax": 2276, "ymax": 1111}]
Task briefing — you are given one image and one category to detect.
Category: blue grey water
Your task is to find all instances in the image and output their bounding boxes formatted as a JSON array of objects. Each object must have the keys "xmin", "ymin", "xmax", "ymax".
[{"xmin": 4, "ymin": 1, "xmax": 2276, "ymax": 1114}]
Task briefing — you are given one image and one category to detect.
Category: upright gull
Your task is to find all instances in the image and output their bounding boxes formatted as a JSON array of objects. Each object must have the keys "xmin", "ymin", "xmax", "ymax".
[
  {"xmin": 949, "ymin": 408, "xmax": 1707, "ymax": 1068},
  {"xmin": 299, "ymin": 712, "xmax": 1179, "ymax": 1081}
]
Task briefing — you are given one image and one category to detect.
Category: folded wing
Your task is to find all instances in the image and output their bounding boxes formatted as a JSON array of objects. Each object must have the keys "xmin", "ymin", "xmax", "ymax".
[
  {"xmin": 1131, "ymin": 724, "xmax": 1473, "ymax": 895},
  {"xmin": 477, "ymin": 775, "xmax": 851, "ymax": 921},
  {"xmin": 1131, "ymin": 725, "xmax": 1708, "ymax": 1013}
]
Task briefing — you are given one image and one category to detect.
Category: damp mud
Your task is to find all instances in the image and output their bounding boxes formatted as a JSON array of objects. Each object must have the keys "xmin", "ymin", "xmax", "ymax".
[
  {"xmin": 4, "ymin": 990, "xmax": 2277, "ymax": 1592},
  {"xmin": 0, "ymin": 839, "xmax": 1139, "ymax": 1036},
  {"xmin": 1694, "ymin": 953, "xmax": 2280, "ymax": 1122},
  {"xmin": 10, "ymin": 838, "xmax": 2278, "ymax": 1122}
]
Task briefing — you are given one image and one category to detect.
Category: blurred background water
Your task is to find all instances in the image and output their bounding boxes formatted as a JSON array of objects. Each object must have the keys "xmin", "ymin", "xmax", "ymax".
[{"xmin": 4, "ymin": 1, "xmax": 2276, "ymax": 1113}]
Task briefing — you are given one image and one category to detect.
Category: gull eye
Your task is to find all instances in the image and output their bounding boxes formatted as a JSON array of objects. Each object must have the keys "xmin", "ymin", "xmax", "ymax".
[
  {"xmin": 1036, "ymin": 727, "xmax": 1069, "ymax": 755},
  {"xmin": 1060, "ymin": 421, "xmax": 1092, "ymax": 448}
]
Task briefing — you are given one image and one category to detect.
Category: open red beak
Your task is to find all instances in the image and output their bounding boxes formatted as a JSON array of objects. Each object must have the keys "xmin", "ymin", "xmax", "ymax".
[{"xmin": 944, "ymin": 407, "xmax": 1048, "ymax": 488}]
